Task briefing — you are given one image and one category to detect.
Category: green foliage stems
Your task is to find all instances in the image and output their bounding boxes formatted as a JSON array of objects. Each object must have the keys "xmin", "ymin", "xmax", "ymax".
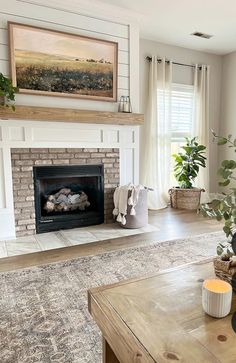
[
  {"xmin": 0, "ymin": 73, "xmax": 18, "ymax": 111},
  {"xmin": 172, "ymin": 137, "xmax": 206, "ymax": 189},
  {"xmin": 201, "ymin": 132, "xmax": 236, "ymax": 251}
]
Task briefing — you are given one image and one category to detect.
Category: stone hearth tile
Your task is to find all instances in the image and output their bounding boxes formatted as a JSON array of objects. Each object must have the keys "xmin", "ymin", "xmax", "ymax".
[
  {"xmin": 83, "ymin": 223, "xmax": 132, "ymax": 240},
  {"xmin": 115, "ymin": 224, "xmax": 159, "ymax": 236},
  {"xmin": 60, "ymin": 230, "xmax": 99, "ymax": 246},
  {"xmin": 140, "ymin": 224, "xmax": 159, "ymax": 233},
  {"xmin": 6, "ymin": 235, "xmax": 41, "ymax": 257},
  {"xmin": 0, "ymin": 241, "xmax": 7, "ymax": 258},
  {"xmin": 84, "ymin": 223, "xmax": 120, "ymax": 232},
  {"xmin": 35, "ymin": 232, "xmax": 67, "ymax": 250},
  {"xmin": 116, "ymin": 228, "xmax": 143, "ymax": 236},
  {"xmin": 89, "ymin": 229, "xmax": 123, "ymax": 240}
]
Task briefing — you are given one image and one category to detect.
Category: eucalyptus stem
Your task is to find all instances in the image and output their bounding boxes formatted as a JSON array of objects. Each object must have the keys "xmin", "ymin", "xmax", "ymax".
[{"xmin": 201, "ymin": 131, "xmax": 236, "ymax": 257}]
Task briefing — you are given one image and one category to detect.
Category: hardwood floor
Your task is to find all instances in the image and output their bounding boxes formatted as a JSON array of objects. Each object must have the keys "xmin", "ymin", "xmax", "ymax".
[{"xmin": 0, "ymin": 207, "xmax": 222, "ymax": 273}]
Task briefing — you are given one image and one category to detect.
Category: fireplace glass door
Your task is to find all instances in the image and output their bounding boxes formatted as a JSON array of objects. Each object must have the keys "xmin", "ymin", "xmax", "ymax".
[{"xmin": 33, "ymin": 164, "xmax": 104, "ymax": 233}]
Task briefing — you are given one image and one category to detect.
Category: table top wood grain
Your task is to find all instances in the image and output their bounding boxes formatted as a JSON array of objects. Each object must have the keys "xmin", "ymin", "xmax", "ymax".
[{"xmin": 88, "ymin": 260, "xmax": 236, "ymax": 363}]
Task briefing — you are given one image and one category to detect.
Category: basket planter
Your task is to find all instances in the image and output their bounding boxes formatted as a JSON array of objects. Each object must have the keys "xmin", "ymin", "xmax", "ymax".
[
  {"xmin": 0, "ymin": 96, "xmax": 4, "ymax": 106},
  {"xmin": 169, "ymin": 187, "xmax": 204, "ymax": 210},
  {"xmin": 213, "ymin": 257, "xmax": 236, "ymax": 291}
]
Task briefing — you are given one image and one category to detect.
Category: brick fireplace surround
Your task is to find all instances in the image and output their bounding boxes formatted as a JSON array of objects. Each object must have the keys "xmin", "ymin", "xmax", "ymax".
[{"xmin": 11, "ymin": 148, "xmax": 119, "ymax": 237}]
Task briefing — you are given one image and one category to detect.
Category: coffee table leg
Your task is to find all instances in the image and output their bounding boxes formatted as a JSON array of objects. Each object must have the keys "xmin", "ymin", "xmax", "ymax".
[{"xmin": 102, "ymin": 337, "xmax": 120, "ymax": 363}]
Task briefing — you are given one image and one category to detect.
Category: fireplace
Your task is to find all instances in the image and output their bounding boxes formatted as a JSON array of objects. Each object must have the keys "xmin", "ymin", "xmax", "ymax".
[
  {"xmin": 11, "ymin": 147, "xmax": 119, "ymax": 237},
  {"xmin": 34, "ymin": 164, "xmax": 104, "ymax": 233}
]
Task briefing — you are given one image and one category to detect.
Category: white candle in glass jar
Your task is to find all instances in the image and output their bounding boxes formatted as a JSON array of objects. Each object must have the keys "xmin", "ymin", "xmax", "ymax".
[
  {"xmin": 202, "ymin": 279, "xmax": 232, "ymax": 318},
  {"xmin": 123, "ymin": 101, "xmax": 130, "ymax": 112}
]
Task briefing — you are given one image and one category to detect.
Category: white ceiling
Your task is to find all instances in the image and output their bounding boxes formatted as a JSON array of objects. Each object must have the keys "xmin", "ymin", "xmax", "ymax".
[{"xmin": 97, "ymin": 0, "xmax": 236, "ymax": 55}]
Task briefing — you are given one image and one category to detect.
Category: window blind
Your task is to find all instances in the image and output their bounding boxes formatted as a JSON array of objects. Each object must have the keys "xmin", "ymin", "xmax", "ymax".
[{"xmin": 157, "ymin": 83, "xmax": 195, "ymax": 141}]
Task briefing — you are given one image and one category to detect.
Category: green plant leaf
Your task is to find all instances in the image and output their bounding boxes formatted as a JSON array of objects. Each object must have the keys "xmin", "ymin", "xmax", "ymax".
[
  {"xmin": 217, "ymin": 245, "xmax": 224, "ymax": 256},
  {"xmin": 219, "ymin": 179, "xmax": 230, "ymax": 187},
  {"xmin": 172, "ymin": 137, "xmax": 206, "ymax": 189},
  {"xmin": 217, "ymin": 137, "xmax": 228, "ymax": 145},
  {"xmin": 0, "ymin": 72, "xmax": 17, "ymax": 111}
]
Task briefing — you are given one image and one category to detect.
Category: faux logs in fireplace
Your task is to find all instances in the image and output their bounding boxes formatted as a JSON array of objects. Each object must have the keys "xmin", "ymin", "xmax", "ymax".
[{"xmin": 33, "ymin": 164, "xmax": 104, "ymax": 233}]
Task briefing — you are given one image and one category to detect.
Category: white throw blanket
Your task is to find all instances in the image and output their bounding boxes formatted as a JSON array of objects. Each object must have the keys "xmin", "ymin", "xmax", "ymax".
[{"xmin": 113, "ymin": 184, "xmax": 144, "ymax": 225}]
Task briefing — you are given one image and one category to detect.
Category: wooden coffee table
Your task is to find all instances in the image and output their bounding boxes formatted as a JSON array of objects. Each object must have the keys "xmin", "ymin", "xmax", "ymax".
[{"xmin": 88, "ymin": 260, "xmax": 236, "ymax": 363}]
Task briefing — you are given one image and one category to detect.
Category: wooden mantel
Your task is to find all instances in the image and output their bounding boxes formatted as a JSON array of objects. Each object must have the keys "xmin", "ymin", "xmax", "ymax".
[{"xmin": 0, "ymin": 105, "xmax": 144, "ymax": 125}]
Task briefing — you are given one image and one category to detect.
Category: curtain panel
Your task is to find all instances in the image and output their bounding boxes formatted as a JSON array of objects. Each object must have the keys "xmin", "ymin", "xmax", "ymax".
[
  {"xmin": 141, "ymin": 56, "xmax": 172, "ymax": 209},
  {"xmin": 141, "ymin": 57, "xmax": 210, "ymax": 209},
  {"xmin": 193, "ymin": 64, "xmax": 210, "ymax": 202}
]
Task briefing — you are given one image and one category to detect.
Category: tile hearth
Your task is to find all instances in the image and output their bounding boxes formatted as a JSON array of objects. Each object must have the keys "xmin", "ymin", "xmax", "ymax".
[{"xmin": 0, "ymin": 224, "xmax": 158, "ymax": 258}]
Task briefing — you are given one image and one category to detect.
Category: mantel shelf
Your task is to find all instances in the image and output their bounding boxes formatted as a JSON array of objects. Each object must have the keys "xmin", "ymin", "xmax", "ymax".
[{"xmin": 0, "ymin": 105, "xmax": 144, "ymax": 125}]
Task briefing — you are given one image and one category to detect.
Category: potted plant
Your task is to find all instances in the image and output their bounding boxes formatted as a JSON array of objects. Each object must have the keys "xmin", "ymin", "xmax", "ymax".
[
  {"xmin": 201, "ymin": 132, "xmax": 236, "ymax": 286},
  {"xmin": 169, "ymin": 137, "xmax": 206, "ymax": 210},
  {"xmin": 0, "ymin": 73, "xmax": 18, "ymax": 111}
]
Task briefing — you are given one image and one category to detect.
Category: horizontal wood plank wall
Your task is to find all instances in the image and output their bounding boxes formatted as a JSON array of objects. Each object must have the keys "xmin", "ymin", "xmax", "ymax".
[{"xmin": 0, "ymin": 0, "xmax": 131, "ymax": 112}]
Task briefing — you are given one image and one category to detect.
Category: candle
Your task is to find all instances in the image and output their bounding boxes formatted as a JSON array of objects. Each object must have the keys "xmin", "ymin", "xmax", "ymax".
[
  {"xmin": 123, "ymin": 100, "xmax": 130, "ymax": 112},
  {"xmin": 202, "ymin": 279, "xmax": 232, "ymax": 318}
]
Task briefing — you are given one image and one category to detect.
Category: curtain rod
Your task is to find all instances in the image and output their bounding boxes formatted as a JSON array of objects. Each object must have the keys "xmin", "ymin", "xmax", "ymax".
[{"xmin": 146, "ymin": 56, "xmax": 204, "ymax": 69}]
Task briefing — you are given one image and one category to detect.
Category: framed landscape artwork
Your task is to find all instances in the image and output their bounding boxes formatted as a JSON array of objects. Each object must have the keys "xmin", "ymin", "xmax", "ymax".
[{"xmin": 8, "ymin": 22, "xmax": 118, "ymax": 102}]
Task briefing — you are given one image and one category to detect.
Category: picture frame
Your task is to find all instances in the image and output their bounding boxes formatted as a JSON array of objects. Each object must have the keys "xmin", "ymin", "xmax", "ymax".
[{"xmin": 8, "ymin": 22, "xmax": 118, "ymax": 102}]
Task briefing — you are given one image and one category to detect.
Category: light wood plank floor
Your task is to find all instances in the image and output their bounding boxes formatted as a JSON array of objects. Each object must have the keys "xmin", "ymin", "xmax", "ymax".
[{"xmin": 0, "ymin": 207, "xmax": 222, "ymax": 273}]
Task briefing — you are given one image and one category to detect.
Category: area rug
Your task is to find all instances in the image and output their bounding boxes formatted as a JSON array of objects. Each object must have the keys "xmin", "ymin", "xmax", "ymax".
[{"xmin": 0, "ymin": 231, "xmax": 224, "ymax": 363}]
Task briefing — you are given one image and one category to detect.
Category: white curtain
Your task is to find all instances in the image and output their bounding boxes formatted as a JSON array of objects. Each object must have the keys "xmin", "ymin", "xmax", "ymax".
[
  {"xmin": 141, "ymin": 56, "xmax": 172, "ymax": 209},
  {"xmin": 193, "ymin": 64, "xmax": 210, "ymax": 202}
]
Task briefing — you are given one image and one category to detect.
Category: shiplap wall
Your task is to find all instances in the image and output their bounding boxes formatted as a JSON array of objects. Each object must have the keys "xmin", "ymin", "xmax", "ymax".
[
  {"xmin": 0, "ymin": 0, "xmax": 140, "ymax": 240},
  {"xmin": 0, "ymin": 0, "xmax": 139, "ymax": 112}
]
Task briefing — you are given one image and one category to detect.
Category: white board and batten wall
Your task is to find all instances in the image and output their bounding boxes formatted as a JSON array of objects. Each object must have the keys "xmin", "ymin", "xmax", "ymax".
[{"xmin": 0, "ymin": 0, "xmax": 140, "ymax": 240}]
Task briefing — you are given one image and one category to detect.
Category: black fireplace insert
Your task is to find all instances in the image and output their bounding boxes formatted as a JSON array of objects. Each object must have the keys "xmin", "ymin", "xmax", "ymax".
[{"xmin": 33, "ymin": 164, "xmax": 104, "ymax": 233}]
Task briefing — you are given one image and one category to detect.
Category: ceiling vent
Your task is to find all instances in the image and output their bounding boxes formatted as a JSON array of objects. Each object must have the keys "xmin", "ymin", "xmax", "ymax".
[{"xmin": 191, "ymin": 31, "xmax": 213, "ymax": 39}]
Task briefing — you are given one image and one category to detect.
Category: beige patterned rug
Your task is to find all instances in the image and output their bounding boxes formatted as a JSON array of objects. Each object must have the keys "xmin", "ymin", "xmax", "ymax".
[{"xmin": 0, "ymin": 231, "xmax": 224, "ymax": 363}]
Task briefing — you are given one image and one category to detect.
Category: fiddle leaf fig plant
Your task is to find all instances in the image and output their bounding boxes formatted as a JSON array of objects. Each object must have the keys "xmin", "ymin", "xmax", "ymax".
[
  {"xmin": 0, "ymin": 73, "xmax": 18, "ymax": 111},
  {"xmin": 172, "ymin": 137, "xmax": 206, "ymax": 189},
  {"xmin": 201, "ymin": 131, "xmax": 236, "ymax": 258}
]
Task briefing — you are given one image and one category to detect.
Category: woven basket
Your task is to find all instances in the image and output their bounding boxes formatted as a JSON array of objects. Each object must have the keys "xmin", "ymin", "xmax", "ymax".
[
  {"xmin": 213, "ymin": 257, "xmax": 236, "ymax": 286},
  {"xmin": 168, "ymin": 187, "xmax": 204, "ymax": 210},
  {"xmin": 0, "ymin": 96, "xmax": 4, "ymax": 106},
  {"xmin": 120, "ymin": 189, "xmax": 148, "ymax": 229}
]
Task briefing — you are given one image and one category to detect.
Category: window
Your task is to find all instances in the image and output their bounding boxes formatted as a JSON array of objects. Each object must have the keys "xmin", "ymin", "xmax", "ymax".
[
  {"xmin": 172, "ymin": 84, "xmax": 195, "ymax": 184},
  {"xmin": 157, "ymin": 83, "xmax": 195, "ymax": 184},
  {"xmin": 171, "ymin": 83, "xmax": 194, "ymax": 142},
  {"xmin": 157, "ymin": 83, "xmax": 194, "ymax": 140}
]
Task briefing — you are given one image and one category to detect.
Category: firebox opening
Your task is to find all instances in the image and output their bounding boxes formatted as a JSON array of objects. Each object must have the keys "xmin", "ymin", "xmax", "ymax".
[{"xmin": 34, "ymin": 164, "xmax": 104, "ymax": 234}]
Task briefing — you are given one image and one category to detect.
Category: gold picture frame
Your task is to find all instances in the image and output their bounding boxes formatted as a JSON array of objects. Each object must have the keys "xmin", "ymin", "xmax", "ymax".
[{"xmin": 8, "ymin": 22, "xmax": 118, "ymax": 102}]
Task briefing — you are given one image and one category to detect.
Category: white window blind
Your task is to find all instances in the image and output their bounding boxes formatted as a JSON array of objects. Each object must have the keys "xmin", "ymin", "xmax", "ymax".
[
  {"xmin": 171, "ymin": 83, "xmax": 194, "ymax": 141},
  {"xmin": 157, "ymin": 83, "xmax": 195, "ymax": 141}
]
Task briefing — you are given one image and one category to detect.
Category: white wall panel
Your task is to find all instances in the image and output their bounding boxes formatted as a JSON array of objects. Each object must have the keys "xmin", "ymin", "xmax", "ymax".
[
  {"xmin": 1, "ymin": 1, "xmax": 129, "ymax": 38},
  {"xmin": 0, "ymin": 120, "xmax": 140, "ymax": 240},
  {"xmin": 0, "ymin": 212, "xmax": 15, "ymax": 240},
  {"xmin": 0, "ymin": 0, "xmax": 140, "ymax": 240},
  {"xmin": 103, "ymin": 129, "xmax": 119, "ymax": 144},
  {"xmin": 0, "ymin": 44, "xmax": 8, "ymax": 60},
  {"xmin": 0, "ymin": 148, "xmax": 6, "ymax": 209},
  {"xmin": 32, "ymin": 127, "xmax": 102, "ymax": 143},
  {"xmin": 0, "ymin": 28, "xmax": 7, "ymax": 44},
  {"xmin": 118, "ymin": 76, "xmax": 129, "ymax": 90},
  {"xmin": 9, "ymin": 127, "xmax": 25, "ymax": 141},
  {"xmin": 118, "ymin": 51, "xmax": 129, "ymax": 65},
  {"xmin": 0, "ymin": 59, "xmax": 8, "ymax": 76},
  {"xmin": 120, "ymin": 148, "xmax": 134, "ymax": 185},
  {"xmin": 0, "ymin": 0, "xmax": 133, "ymax": 112}
]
